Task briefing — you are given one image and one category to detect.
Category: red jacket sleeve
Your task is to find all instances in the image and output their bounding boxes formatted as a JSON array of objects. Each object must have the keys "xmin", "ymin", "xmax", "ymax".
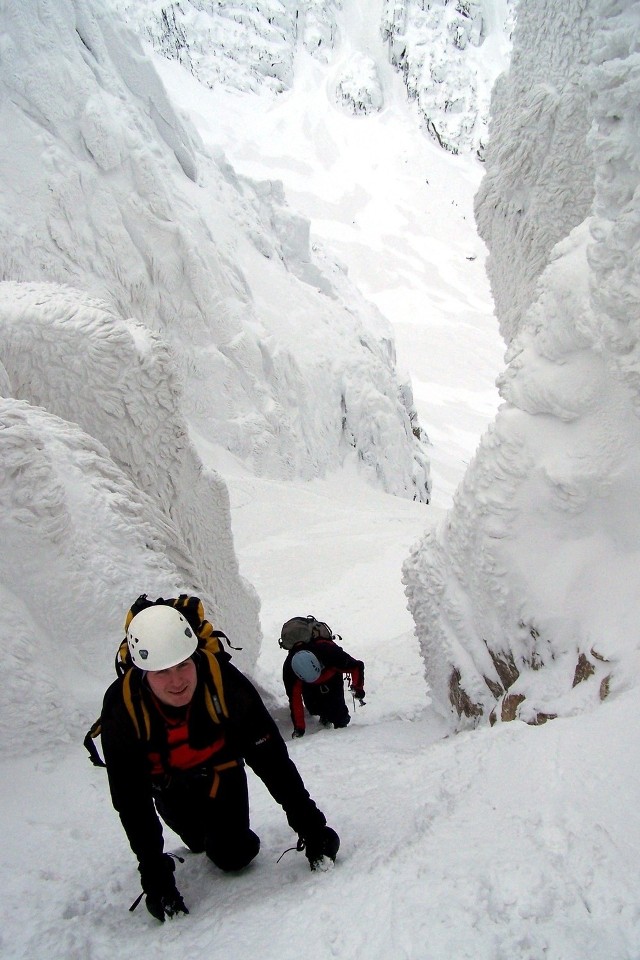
[{"xmin": 289, "ymin": 677, "xmax": 306, "ymax": 731}]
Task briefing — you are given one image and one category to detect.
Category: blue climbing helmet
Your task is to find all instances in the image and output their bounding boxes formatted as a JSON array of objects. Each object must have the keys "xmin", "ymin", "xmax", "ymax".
[{"xmin": 291, "ymin": 649, "xmax": 323, "ymax": 682}]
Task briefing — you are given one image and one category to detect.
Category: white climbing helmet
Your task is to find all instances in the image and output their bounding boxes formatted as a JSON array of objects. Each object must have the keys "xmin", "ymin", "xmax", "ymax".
[
  {"xmin": 291, "ymin": 649, "xmax": 323, "ymax": 683},
  {"xmin": 126, "ymin": 605, "xmax": 198, "ymax": 671}
]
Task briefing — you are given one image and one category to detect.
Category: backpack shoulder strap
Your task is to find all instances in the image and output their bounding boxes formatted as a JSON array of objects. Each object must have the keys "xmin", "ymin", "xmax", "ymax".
[
  {"xmin": 121, "ymin": 668, "xmax": 152, "ymax": 740},
  {"xmin": 198, "ymin": 645, "xmax": 230, "ymax": 722},
  {"xmin": 84, "ymin": 667, "xmax": 154, "ymax": 766}
]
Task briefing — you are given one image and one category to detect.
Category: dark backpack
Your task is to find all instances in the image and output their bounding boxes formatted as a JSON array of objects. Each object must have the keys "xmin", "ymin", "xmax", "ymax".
[
  {"xmin": 279, "ymin": 615, "xmax": 337, "ymax": 650},
  {"xmin": 84, "ymin": 594, "xmax": 239, "ymax": 766}
]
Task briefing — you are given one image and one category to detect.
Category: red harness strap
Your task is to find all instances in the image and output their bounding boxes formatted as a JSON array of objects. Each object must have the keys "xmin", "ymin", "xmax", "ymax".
[
  {"xmin": 147, "ymin": 708, "xmax": 238, "ymax": 798},
  {"xmin": 147, "ymin": 716, "xmax": 226, "ymax": 776}
]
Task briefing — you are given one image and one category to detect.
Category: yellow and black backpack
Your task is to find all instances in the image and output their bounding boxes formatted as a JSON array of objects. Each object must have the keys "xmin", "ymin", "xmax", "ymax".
[{"xmin": 84, "ymin": 594, "xmax": 239, "ymax": 767}]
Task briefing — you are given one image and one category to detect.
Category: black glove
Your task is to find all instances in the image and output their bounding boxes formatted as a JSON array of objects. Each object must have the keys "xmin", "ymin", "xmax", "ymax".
[
  {"xmin": 303, "ymin": 826, "xmax": 340, "ymax": 871},
  {"xmin": 139, "ymin": 854, "xmax": 189, "ymax": 923},
  {"xmin": 292, "ymin": 727, "xmax": 305, "ymax": 738},
  {"xmin": 145, "ymin": 890, "xmax": 189, "ymax": 923},
  {"xmin": 350, "ymin": 685, "xmax": 366, "ymax": 703}
]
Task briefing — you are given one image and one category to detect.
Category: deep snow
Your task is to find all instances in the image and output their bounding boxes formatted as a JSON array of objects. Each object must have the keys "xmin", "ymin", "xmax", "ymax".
[{"xmin": 5, "ymin": 465, "xmax": 640, "ymax": 959}]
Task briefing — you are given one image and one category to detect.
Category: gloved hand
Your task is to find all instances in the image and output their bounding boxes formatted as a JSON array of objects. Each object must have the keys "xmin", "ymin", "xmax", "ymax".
[
  {"xmin": 350, "ymin": 685, "xmax": 366, "ymax": 703},
  {"xmin": 139, "ymin": 854, "xmax": 189, "ymax": 923},
  {"xmin": 292, "ymin": 727, "xmax": 305, "ymax": 738},
  {"xmin": 303, "ymin": 826, "xmax": 340, "ymax": 871},
  {"xmin": 145, "ymin": 890, "xmax": 189, "ymax": 923}
]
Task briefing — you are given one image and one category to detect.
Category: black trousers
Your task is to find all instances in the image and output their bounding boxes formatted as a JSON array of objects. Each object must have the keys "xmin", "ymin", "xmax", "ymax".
[
  {"xmin": 154, "ymin": 763, "xmax": 260, "ymax": 871},
  {"xmin": 302, "ymin": 676, "xmax": 350, "ymax": 727}
]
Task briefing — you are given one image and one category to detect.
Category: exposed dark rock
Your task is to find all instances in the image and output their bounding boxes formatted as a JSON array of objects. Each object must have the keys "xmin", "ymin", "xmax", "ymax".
[
  {"xmin": 572, "ymin": 653, "xmax": 595, "ymax": 687},
  {"xmin": 449, "ymin": 667, "xmax": 483, "ymax": 719},
  {"xmin": 484, "ymin": 674, "xmax": 504, "ymax": 699},
  {"xmin": 487, "ymin": 645, "xmax": 520, "ymax": 689},
  {"xmin": 530, "ymin": 711, "xmax": 557, "ymax": 725},
  {"xmin": 500, "ymin": 692, "xmax": 525, "ymax": 721}
]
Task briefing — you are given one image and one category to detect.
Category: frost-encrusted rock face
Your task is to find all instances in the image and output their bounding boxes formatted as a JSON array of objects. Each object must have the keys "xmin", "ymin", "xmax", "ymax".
[
  {"xmin": 0, "ymin": 0, "xmax": 430, "ymax": 502},
  {"xmin": 115, "ymin": 0, "xmax": 299, "ymax": 93},
  {"xmin": 301, "ymin": 0, "xmax": 340, "ymax": 61},
  {"xmin": 587, "ymin": 2, "xmax": 640, "ymax": 403},
  {"xmin": 0, "ymin": 396, "xmax": 192, "ymax": 753},
  {"xmin": 335, "ymin": 54, "xmax": 383, "ymax": 115},
  {"xmin": 111, "ymin": 0, "xmax": 343, "ymax": 92},
  {"xmin": 112, "ymin": 0, "xmax": 513, "ymax": 154},
  {"xmin": 0, "ymin": 309, "xmax": 263, "ymax": 752},
  {"xmin": 475, "ymin": 0, "xmax": 596, "ymax": 344},
  {"xmin": 0, "ymin": 282, "xmax": 261, "ymax": 673},
  {"xmin": 404, "ymin": 0, "xmax": 640, "ymax": 728},
  {"xmin": 381, "ymin": 0, "xmax": 516, "ymax": 155}
]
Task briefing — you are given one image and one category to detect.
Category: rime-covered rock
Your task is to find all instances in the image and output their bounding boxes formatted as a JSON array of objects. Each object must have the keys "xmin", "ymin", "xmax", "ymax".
[
  {"xmin": 111, "ymin": 0, "xmax": 513, "ymax": 155},
  {"xmin": 381, "ymin": 0, "xmax": 516, "ymax": 155},
  {"xmin": 0, "ymin": 0, "xmax": 430, "ymax": 502},
  {"xmin": 405, "ymin": 0, "xmax": 640, "ymax": 728},
  {"xmin": 475, "ymin": 0, "xmax": 596, "ymax": 343},
  {"xmin": 114, "ymin": 0, "xmax": 299, "ymax": 93},
  {"xmin": 0, "ymin": 282, "xmax": 261, "ymax": 675},
  {"xmin": 335, "ymin": 54, "xmax": 384, "ymax": 115}
]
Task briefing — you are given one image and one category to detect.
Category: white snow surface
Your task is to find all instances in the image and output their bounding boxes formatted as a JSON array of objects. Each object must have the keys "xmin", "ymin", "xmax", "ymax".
[{"xmin": 3, "ymin": 0, "xmax": 640, "ymax": 958}]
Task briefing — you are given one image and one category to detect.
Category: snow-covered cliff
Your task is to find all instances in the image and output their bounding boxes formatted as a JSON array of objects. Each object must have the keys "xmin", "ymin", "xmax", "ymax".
[
  {"xmin": 0, "ymin": 0, "xmax": 429, "ymax": 502},
  {"xmin": 0, "ymin": 0, "xmax": 439, "ymax": 735},
  {"xmin": 474, "ymin": 0, "xmax": 596, "ymax": 342},
  {"xmin": 111, "ymin": 0, "xmax": 514, "ymax": 155},
  {"xmin": 0, "ymin": 282, "xmax": 262, "ymax": 745},
  {"xmin": 404, "ymin": 0, "xmax": 640, "ymax": 727},
  {"xmin": 382, "ymin": 0, "xmax": 515, "ymax": 154}
]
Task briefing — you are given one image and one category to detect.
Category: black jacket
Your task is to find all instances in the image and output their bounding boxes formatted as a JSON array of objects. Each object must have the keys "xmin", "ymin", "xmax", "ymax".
[{"xmin": 100, "ymin": 656, "xmax": 326, "ymax": 868}]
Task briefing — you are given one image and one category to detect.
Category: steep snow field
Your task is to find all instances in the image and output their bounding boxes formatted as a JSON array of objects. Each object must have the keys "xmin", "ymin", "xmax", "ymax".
[
  {"xmin": 5, "ymin": 463, "xmax": 640, "ymax": 960},
  {"xmin": 155, "ymin": 47, "xmax": 504, "ymax": 508}
]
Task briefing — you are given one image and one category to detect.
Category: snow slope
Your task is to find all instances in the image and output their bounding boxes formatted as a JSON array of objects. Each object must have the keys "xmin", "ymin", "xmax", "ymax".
[{"xmin": 4, "ymin": 468, "xmax": 640, "ymax": 959}]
